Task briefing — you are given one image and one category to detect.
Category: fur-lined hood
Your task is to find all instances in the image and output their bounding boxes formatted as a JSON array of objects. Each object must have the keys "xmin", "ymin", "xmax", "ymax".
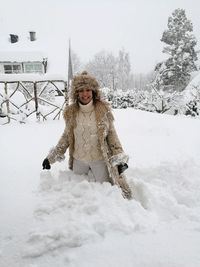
[{"xmin": 70, "ymin": 71, "xmax": 101, "ymax": 103}]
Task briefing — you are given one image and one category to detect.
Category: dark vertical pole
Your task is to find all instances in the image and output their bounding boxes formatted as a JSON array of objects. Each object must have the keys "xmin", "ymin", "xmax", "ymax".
[
  {"xmin": 34, "ymin": 82, "xmax": 39, "ymax": 120},
  {"xmin": 64, "ymin": 81, "xmax": 68, "ymax": 103},
  {"xmin": 5, "ymin": 82, "xmax": 10, "ymax": 123},
  {"xmin": 67, "ymin": 39, "xmax": 73, "ymax": 102}
]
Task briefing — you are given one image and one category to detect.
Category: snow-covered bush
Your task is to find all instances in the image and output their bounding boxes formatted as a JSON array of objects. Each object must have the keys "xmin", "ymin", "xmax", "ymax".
[
  {"xmin": 181, "ymin": 85, "xmax": 200, "ymax": 116},
  {"xmin": 103, "ymin": 86, "xmax": 197, "ymax": 117},
  {"xmin": 185, "ymin": 100, "xmax": 199, "ymax": 116},
  {"xmin": 111, "ymin": 90, "xmax": 137, "ymax": 109}
]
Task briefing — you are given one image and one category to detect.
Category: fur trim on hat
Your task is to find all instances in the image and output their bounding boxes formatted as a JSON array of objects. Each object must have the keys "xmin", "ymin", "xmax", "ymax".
[{"xmin": 70, "ymin": 71, "xmax": 101, "ymax": 103}]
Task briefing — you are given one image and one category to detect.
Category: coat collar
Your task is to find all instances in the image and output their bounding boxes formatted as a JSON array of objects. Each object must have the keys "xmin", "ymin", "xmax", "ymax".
[{"xmin": 78, "ymin": 100, "xmax": 94, "ymax": 113}]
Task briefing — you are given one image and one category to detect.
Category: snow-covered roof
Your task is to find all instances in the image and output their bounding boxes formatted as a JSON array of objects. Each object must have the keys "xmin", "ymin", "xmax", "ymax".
[
  {"xmin": 0, "ymin": 73, "xmax": 67, "ymax": 82},
  {"xmin": 0, "ymin": 51, "xmax": 47, "ymax": 62}
]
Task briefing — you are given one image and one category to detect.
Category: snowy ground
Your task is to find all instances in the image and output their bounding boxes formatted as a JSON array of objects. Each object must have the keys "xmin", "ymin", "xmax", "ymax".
[{"xmin": 0, "ymin": 109, "xmax": 200, "ymax": 267}]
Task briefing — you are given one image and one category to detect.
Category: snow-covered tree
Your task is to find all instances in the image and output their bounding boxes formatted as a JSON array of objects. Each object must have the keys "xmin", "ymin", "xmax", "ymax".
[
  {"xmin": 117, "ymin": 49, "xmax": 131, "ymax": 91},
  {"xmin": 85, "ymin": 50, "xmax": 118, "ymax": 91},
  {"xmin": 85, "ymin": 49, "xmax": 132, "ymax": 92},
  {"xmin": 155, "ymin": 8, "xmax": 198, "ymax": 92},
  {"xmin": 72, "ymin": 50, "xmax": 82, "ymax": 75},
  {"xmin": 132, "ymin": 71, "xmax": 155, "ymax": 91}
]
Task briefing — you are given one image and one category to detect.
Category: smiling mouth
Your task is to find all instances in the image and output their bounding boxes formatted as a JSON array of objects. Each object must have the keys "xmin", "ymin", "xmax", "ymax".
[{"xmin": 82, "ymin": 97, "xmax": 91, "ymax": 100}]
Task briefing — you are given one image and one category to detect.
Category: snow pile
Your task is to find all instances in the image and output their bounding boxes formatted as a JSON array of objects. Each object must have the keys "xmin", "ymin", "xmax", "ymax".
[{"xmin": 23, "ymin": 170, "xmax": 157, "ymax": 258}]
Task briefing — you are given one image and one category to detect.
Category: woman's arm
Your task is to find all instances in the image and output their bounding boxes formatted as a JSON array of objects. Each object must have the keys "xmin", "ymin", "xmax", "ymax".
[
  {"xmin": 47, "ymin": 126, "xmax": 69, "ymax": 164},
  {"xmin": 106, "ymin": 121, "xmax": 129, "ymax": 166}
]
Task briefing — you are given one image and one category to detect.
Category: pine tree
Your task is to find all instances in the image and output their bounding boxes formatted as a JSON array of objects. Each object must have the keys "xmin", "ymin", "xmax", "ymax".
[{"xmin": 155, "ymin": 8, "xmax": 198, "ymax": 92}]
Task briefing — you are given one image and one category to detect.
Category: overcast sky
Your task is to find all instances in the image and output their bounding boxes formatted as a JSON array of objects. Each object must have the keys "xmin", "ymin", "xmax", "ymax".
[{"xmin": 1, "ymin": 0, "xmax": 200, "ymax": 73}]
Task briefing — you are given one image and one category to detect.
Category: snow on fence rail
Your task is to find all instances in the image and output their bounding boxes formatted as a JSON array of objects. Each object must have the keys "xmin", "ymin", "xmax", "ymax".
[{"xmin": 0, "ymin": 80, "xmax": 68, "ymax": 124}]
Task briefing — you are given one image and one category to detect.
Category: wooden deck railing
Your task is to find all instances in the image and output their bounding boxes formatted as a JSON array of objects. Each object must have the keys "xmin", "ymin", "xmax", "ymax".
[{"xmin": 0, "ymin": 80, "xmax": 68, "ymax": 124}]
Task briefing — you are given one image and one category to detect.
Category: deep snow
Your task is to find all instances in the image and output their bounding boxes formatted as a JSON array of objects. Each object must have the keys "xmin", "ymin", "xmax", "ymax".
[{"xmin": 0, "ymin": 109, "xmax": 200, "ymax": 267}]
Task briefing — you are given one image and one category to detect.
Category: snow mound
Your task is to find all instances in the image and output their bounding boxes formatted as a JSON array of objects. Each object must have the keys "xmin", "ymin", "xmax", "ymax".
[{"xmin": 23, "ymin": 170, "xmax": 157, "ymax": 258}]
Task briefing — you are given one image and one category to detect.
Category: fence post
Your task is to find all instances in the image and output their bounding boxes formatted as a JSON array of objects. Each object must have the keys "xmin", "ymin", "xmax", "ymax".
[
  {"xmin": 33, "ymin": 82, "xmax": 40, "ymax": 120},
  {"xmin": 5, "ymin": 82, "xmax": 10, "ymax": 123}
]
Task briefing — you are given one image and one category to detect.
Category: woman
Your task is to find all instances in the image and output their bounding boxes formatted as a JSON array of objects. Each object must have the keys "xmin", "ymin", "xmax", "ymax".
[{"xmin": 42, "ymin": 71, "xmax": 132, "ymax": 199}]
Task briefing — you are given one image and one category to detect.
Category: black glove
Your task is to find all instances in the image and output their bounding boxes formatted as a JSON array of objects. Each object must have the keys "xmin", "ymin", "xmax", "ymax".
[
  {"xmin": 42, "ymin": 158, "xmax": 51, "ymax": 169},
  {"xmin": 118, "ymin": 163, "xmax": 128, "ymax": 175}
]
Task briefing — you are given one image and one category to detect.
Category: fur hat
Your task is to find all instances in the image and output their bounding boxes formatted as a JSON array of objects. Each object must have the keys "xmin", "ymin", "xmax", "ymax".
[{"xmin": 70, "ymin": 71, "xmax": 101, "ymax": 103}]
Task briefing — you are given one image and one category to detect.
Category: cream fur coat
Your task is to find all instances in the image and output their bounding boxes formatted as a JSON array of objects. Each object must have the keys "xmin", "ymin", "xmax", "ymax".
[{"xmin": 47, "ymin": 100, "xmax": 132, "ymax": 199}]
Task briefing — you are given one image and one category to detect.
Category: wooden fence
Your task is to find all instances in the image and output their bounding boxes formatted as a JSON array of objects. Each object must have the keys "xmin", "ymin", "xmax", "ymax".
[{"xmin": 0, "ymin": 80, "xmax": 68, "ymax": 124}]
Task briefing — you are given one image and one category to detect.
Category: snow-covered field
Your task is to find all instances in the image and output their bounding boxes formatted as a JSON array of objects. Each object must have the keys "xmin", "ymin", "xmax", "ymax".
[{"xmin": 0, "ymin": 109, "xmax": 200, "ymax": 267}]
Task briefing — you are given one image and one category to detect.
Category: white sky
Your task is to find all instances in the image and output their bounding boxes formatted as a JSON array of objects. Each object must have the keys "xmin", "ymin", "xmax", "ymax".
[{"xmin": 1, "ymin": 0, "xmax": 200, "ymax": 73}]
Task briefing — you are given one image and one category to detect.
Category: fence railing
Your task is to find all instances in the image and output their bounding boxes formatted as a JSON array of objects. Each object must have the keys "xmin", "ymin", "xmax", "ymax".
[{"xmin": 0, "ymin": 80, "xmax": 68, "ymax": 124}]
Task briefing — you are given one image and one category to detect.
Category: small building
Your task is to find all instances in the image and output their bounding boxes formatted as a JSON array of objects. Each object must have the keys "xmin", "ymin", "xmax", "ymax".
[
  {"xmin": 0, "ymin": 32, "xmax": 48, "ymax": 74},
  {"xmin": 0, "ymin": 51, "xmax": 47, "ymax": 74}
]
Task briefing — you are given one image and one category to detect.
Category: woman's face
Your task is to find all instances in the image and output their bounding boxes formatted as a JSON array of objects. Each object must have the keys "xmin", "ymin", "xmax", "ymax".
[{"xmin": 78, "ymin": 88, "xmax": 93, "ymax": 105}]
